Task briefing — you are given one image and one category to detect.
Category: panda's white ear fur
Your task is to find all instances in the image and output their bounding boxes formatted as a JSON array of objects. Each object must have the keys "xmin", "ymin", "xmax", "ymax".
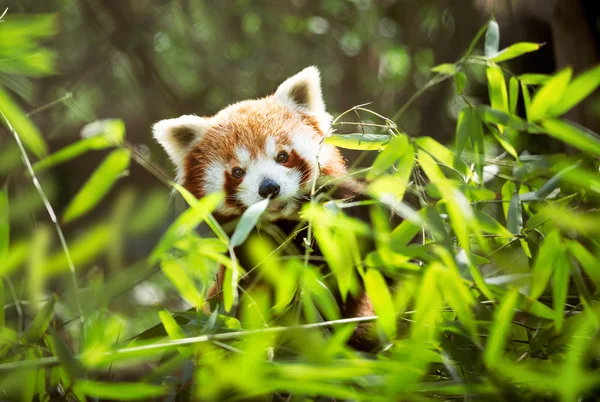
[
  {"xmin": 275, "ymin": 66, "xmax": 327, "ymax": 115},
  {"xmin": 153, "ymin": 114, "xmax": 208, "ymax": 169}
]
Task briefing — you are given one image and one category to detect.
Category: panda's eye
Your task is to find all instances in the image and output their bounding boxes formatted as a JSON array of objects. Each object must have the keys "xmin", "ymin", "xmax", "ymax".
[
  {"xmin": 276, "ymin": 151, "xmax": 289, "ymax": 163},
  {"xmin": 232, "ymin": 167, "xmax": 245, "ymax": 179}
]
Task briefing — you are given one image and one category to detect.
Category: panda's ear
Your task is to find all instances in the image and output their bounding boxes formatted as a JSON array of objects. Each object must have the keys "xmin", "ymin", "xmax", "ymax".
[
  {"xmin": 153, "ymin": 115, "xmax": 208, "ymax": 169},
  {"xmin": 274, "ymin": 66, "xmax": 326, "ymax": 115}
]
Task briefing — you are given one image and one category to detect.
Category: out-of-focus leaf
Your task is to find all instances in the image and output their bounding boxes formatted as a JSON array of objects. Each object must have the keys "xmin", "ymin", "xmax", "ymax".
[
  {"xmin": 303, "ymin": 269, "xmax": 340, "ymax": 321},
  {"xmin": 324, "ymin": 133, "xmax": 390, "ymax": 150},
  {"xmin": 390, "ymin": 208, "xmax": 426, "ymax": 250},
  {"xmin": 477, "ymin": 106, "xmax": 533, "ymax": 132},
  {"xmin": 552, "ymin": 252, "xmax": 569, "ymax": 333},
  {"xmin": 456, "ymin": 108, "xmax": 474, "ymax": 157},
  {"xmin": 431, "ymin": 63, "xmax": 456, "ymax": 75},
  {"xmin": 521, "ymin": 81, "xmax": 532, "ymax": 121},
  {"xmin": 484, "ymin": 288, "xmax": 518, "ymax": 367},
  {"xmin": 470, "ymin": 110, "xmax": 485, "ymax": 181},
  {"xmin": 33, "ymin": 119, "xmax": 125, "ymax": 173},
  {"xmin": 63, "ymin": 148, "xmax": 131, "ymax": 223},
  {"xmin": 73, "ymin": 380, "xmax": 168, "ymax": 401},
  {"xmin": 0, "ymin": 280, "xmax": 4, "ymax": 329},
  {"xmin": 542, "ymin": 119, "xmax": 600, "ymax": 156},
  {"xmin": 530, "ymin": 231, "xmax": 561, "ymax": 300},
  {"xmin": 367, "ymin": 135, "xmax": 408, "ymax": 180},
  {"xmin": 519, "ymin": 74, "xmax": 551, "ymax": 85},
  {"xmin": 535, "ymin": 163, "xmax": 579, "ymax": 199},
  {"xmin": 0, "ymin": 189, "xmax": 7, "ymax": 263},
  {"xmin": 49, "ymin": 334, "xmax": 82, "ymax": 382},
  {"xmin": 550, "ymin": 65, "xmax": 600, "ymax": 117},
  {"xmin": 0, "ymin": 86, "xmax": 47, "ymax": 158},
  {"xmin": 509, "ymin": 77, "xmax": 519, "ymax": 115},
  {"xmin": 25, "ymin": 295, "xmax": 57, "ymax": 343},
  {"xmin": 484, "ymin": 18, "xmax": 500, "ymax": 58},
  {"xmin": 411, "ymin": 266, "xmax": 442, "ymax": 342},
  {"xmin": 415, "ymin": 136, "xmax": 469, "ymax": 177},
  {"xmin": 365, "ymin": 269, "xmax": 395, "ymax": 339},
  {"xmin": 486, "ymin": 65, "xmax": 509, "ymax": 114},
  {"xmin": 507, "ymin": 191, "xmax": 522, "ymax": 234},
  {"xmin": 566, "ymin": 241, "xmax": 600, "ymax": 290},
  {"xmin": 161, "ymin": 259, "xmax": 203, "ymax": 307},
  {"xmin": 455, "ymin": 71, "xmax": 467, "ymax": 94},
  {"xmin": 0, "ymin": 48, "xmax": 56, "ymax": 77},
  {"xmin": 474, "ymin": 210, "xmax": 513, "ymax": 238},
  {"xmin": 490, "ymin": 42, "xmax": 541, "ymax": 63},
  {"xmin": 230, "ymin": 197, "xmax": 269, "ymax": 248},
  {"xmin": 491, "ymin": 130, "xmax": 518, "ymax": 160},
  {"xmin": 158, "ymin": 310, "xmax": 185, "ymax": 340},
  {"xmin": 529, "ymin": 68, "xmax": 572, "ymax": 121}
]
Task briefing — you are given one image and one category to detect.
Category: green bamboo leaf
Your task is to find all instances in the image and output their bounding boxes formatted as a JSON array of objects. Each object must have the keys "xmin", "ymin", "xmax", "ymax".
[
  {"xmin": 456, "ymin": 108, "xmax": 474, "ymax": 157},
  {"xmin": 550, "ymin": 65, "xmax": 600, "ymax": 117},
  {"xmin": 490, "ymin": 42, "xmax": 542, "ymax": 63},
  {"xmin": 73, "ymin": 380, "xmax": 168, "ymax": 401},
  {"xmin": 486, "ymin": 65, "xmax": 509, "ymax": 114},
  {"xmin": 365, "ymin": 269, "xmax": 395, "ymax": 339},
  {"xmin": 477, "ymin": 106, "xmax": 533, "ymax": 132},
  {"xmin": 63, "ymin": 148, "xmax": 131, "ymax": 223},
  {"xmin": 529, "ymin": 68, "xmax": 572, "ymax": 121},
  {"xmin": 324, "ymin": 133, "xmax": 390, "ymax": 150},
  {"xmin": 507, "ymin": 191, "xmax": 522, "ymax": 234},
  {"xmin": 161, "ymin": 259, "xmax": 203, "ymax": 307},
  {"xmin": 33, "ymin": 119, "xmax": 125, "ymax": 173},
  {"xmin": 367, "ymin": 135, "xmax": 408, "ymax": 180},
  {"xmin": 484, "ymin": 18, "xmax": 500, "ymax": 58},
  {"xmin": 0, "ymin": 48, "xmax": 56, "ymax": 77},
  {"xmin": 303, "ymin": 269, "xmax": 340, "ymax": 321},
  {"xmin": 25, "ymin": 295, "xmax": 57, "ymax": 343},
  {"xmin": 553, "ymin": 252, "xmax": 569, "ymax": 333},
  {"xmin": 521, "ymin": 81, "xmax": 532, "ymax": 120},
  {"xmin": 230, "ymin": 197, "xmax": 270, "ymax": 248},
  {"xmin": 566, "ymin": 240, "xmax": 600, "ymax": 290},
  {"xmin": 454, "ymin": 71, "xmax": 467, "ymax": 95},
  {"xmin": 0, "ymin": 86, "xmax": 48, "ymax": 158},
  {"xmin": 491, "ymin": 130, "xmax": 518, "ymax": 160},
  {"xmin": 50, "ymin": 333, "xmax": 83, "ymax": 382},
  {"xmin": 519, "ymin": 74, "xmax": 551, "ymax": 85},
  {"xmin": 484, "ymin": 288, "xmax": 519, "ymax": 366},
  {"xmin": 414, "ymin": 136, "xmax": 469, "ymax": 177},
  {"xmin": 470, "ymin": 110, "xmax": 485, "ymax": 181},
  {"xmin": 0, "ymin": 189, "xmax": 7, "ymax": 263},
  {"xmin": 431, "ymin": 63, "xmax": 457, "ymax": 75},
  {"xmin": 509, "ymin": 77, "xmax": 519, "ymax": 115},
  {"xmin": 542, "ymin": 119, "xmax": 600, "ymax": 156},
  {"xmin": 474, "ymin": 210, "xmax": 513, "ymax": 238},
  {"xmin": 0, "ymin": 280, "xmax": 4, "ymax": 329},
  {"xmin": 501, "ymin": 182, "xmax": 515, "ymax": 220},
  {"xmin": 530, "ymin": 231, "xmax": 561, "ymax": 300},
  {"xmin": 158, "ymin": 310, "xmax": 185, "ymax": 340}
]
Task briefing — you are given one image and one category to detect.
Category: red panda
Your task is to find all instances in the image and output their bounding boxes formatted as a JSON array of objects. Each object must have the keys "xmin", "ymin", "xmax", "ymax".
[
  {"xmin": 152, "ymin": 66, "xmax": 348, "ymax": 222},
  {"xmin": 153, "ymin": 67, "xmax": 378, "ymax": 350}
]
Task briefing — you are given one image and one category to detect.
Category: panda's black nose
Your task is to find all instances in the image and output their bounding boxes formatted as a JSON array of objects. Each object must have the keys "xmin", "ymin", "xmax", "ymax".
[{"xmin": 258, "ymin": 179, "xmax": 280, "ymax": 198}]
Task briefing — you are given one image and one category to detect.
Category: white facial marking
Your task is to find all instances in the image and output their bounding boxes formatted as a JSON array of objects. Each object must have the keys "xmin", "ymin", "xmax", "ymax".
[
  {"xmin": 265, "ymin": 136, "xmax": 277, "ymax": 158},
  {"xmin": 237, "ymin": 158, "xmax": 301, "ymax": 208},
  {"xmin": 203, "ymin": 161, "xmax": 226, "ymax": 196},
  {"xmin": 234, "ymin": 147, "xmax": 251, "ymax": 166}
]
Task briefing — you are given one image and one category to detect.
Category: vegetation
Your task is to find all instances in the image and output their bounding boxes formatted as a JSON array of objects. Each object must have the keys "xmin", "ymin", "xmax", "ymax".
[{"xmin": 2, "ymin": 6, "xmax": 600, "ymax": 402}]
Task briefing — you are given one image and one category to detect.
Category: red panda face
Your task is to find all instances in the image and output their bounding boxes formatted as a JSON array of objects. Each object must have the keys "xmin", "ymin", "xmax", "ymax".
[{"xmin": 153, "ymin": 67, "xmax": 346, "ymax": 220}]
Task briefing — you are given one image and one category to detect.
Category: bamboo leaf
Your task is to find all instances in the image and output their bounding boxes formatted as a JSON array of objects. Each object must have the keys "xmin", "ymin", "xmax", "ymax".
[
  {"xmin": 542, "ymin": 119, "xmax": 600, "ymax": 156},
  {"xmin": 486, "ymin": 65, "xmax": 509, "ymax": 115},
  {"xmin": 507, "ymin": 191, "xmax": 523, "ymax": 234},
  {"xmin": 484, "ymin": 18, "xmax": 500, "ymax": 58},
  {"xmin": 566, "ymin": 241, "xmax": 600, "ymax": 290},
  {"xmin": 484, "ymin": 289, "xmax": 519, "ymax": 366},
  {"xmin": 490, "ymin": 42, "xmax": 541, "ymax": 63},
  {"xmin": 365, "ymin": 269, "xmax": 395, "ymax": 339},
  {"xmin": 0, "ymin": 188, "xmax": 7, "ymax": 263},
  {"xmin": 529, "ymin": 68, "xmax": 572, "ymax": 121},
  {"xmin": 0, "ymin": 86, "xmax": 48, "ymax": 158},
  {"xmin": 63, "ymin": 148, "xmax": 131, "ymax": 223},
  {"xmin": 25, "ymin": 295, "xmax": 57, "ymax": 343},
  {"xmin": 530, "ymin": 231, "xmax": 561, "ymax": 300},
  {"xmin": 553, "ymin": 252, "xmax": 569, "ymax": 333},
  {"xmin": 509, "ymin": 76, "xmax": 519, "ymax": 115},
  {"xmin": 230, "ymin": 197, "xmax": 270, "ymax": 248},
  {"xmin": 550, "ymin": 65, "xmax": 600, "ymax": 117},
  {"xmin": 367, "ymin": 135, "xmax": 408, "ymax": 180},
  {"xmin": 324, "ymin": 133, "xmax": 391, "ymax": 150},
  {"xmin": 73, "ymin": 380, "xmax": 168, "ymax": 400},
  {"xmin": 161, "ymin": 259, "xmax": 203, "ymax": 307}
]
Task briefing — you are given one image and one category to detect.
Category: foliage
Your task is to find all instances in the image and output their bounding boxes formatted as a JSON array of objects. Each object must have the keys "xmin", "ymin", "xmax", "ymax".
[{"xmin": 1, "ymin": 9, "xmax": 600, "ymax": 402}]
